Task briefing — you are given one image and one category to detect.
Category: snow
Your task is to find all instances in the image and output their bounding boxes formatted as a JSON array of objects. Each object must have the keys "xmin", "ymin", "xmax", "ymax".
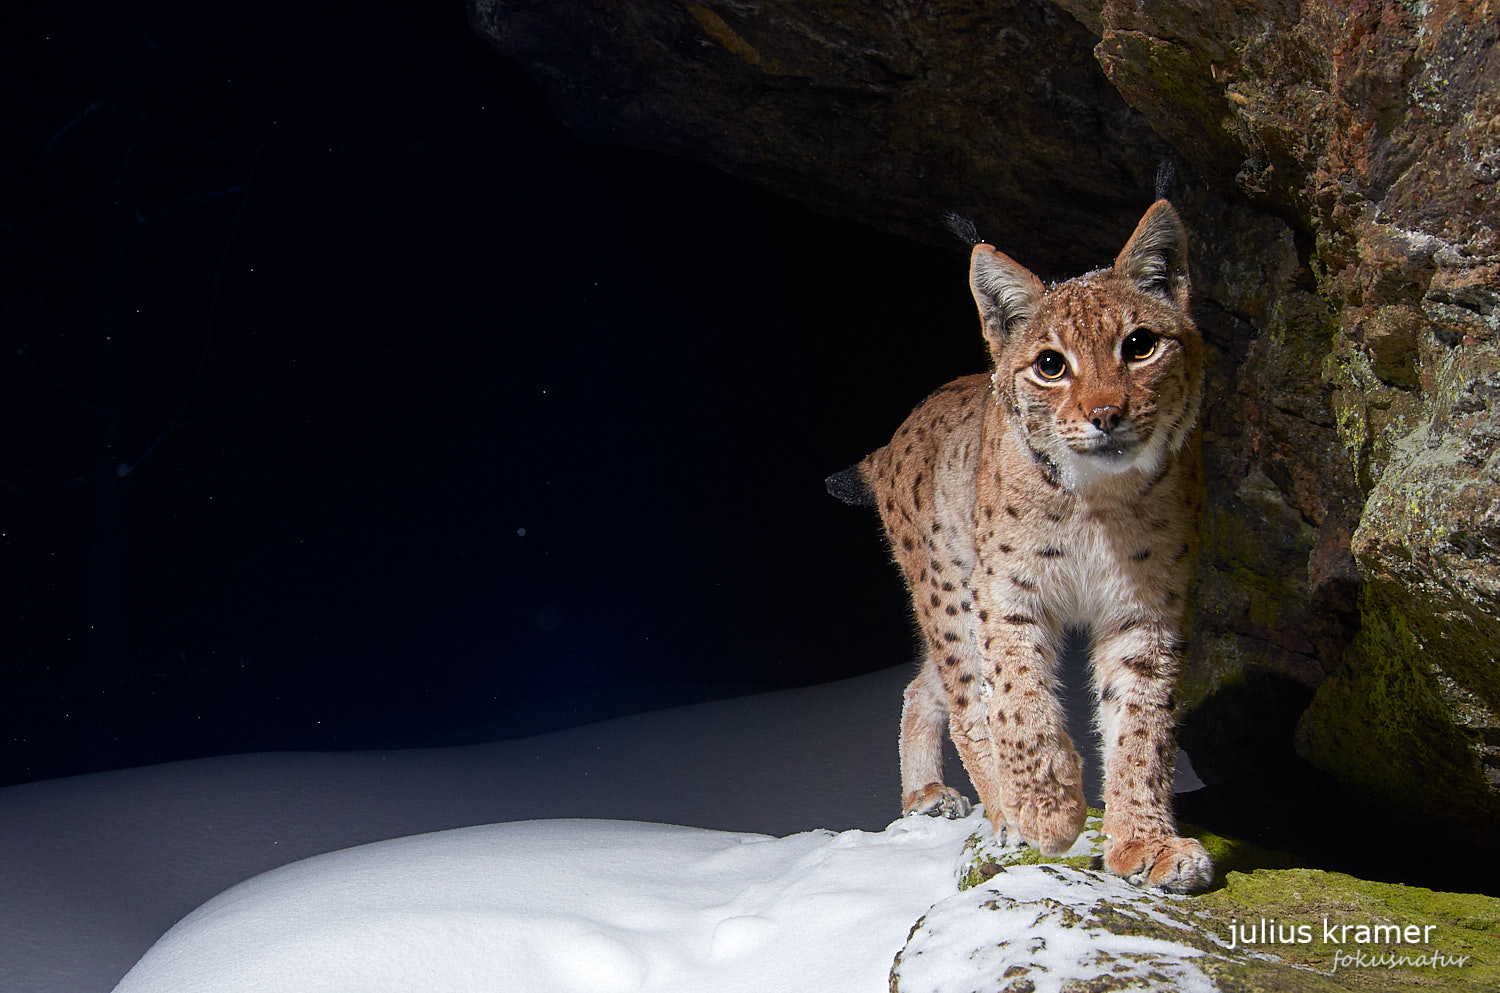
[
  {"xmin": 897, "ymin": 865, "xmax": 1217, "ymax": 993},
  {"xmin": 112, "ymin": 816, "xmax": 979, "ymax": 993},
  {"xmin": 0, "ymin": 664, "xmax": 1204, "ymax": 993}
]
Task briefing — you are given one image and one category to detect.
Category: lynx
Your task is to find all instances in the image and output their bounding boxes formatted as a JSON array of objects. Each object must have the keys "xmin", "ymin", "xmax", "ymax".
[{"xmin": 842, "ymin": 200, "xmax": 1212, "ymax": 892}]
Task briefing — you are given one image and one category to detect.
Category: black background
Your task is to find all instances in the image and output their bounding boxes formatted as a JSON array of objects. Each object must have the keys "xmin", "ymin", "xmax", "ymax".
[{"xmin": 2, "ymin": 0, "xmax": 995, "ymax": 786}]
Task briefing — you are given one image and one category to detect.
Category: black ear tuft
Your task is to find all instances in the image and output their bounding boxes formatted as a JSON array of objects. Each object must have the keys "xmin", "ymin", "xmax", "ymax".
[
  {"xmin": 1154, "ymin": 160, "xmax": 1179, "ymax": 204},
  {"xmin": 942, "ymin": 211, "xmax": 981, "ymax": 247}
]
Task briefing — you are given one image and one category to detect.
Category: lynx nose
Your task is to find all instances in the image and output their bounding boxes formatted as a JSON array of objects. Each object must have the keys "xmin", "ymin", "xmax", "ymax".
[
  {"xmin": 1092, "ymin": 408, "xmax": 1128, "ymax": 435},
  {"xmin": 1089, "ymin": 405, "xmax": 1123, "ymax": 433}
]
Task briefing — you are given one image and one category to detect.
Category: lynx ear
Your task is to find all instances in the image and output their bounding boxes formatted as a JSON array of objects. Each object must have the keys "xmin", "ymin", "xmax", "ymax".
[
  {"xmin": 1115, "ymin": 200, "xmax": 1190, "ymax": 309},
  {"xmin": 971, "ymin": 244, "xmax": 1045, "ymax": 346}
]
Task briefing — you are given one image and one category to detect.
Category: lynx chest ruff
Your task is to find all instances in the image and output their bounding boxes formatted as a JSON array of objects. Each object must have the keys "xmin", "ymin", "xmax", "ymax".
[{"xmin": 848, "ymin": 200, "xmax": 1214, "ymax": 894}]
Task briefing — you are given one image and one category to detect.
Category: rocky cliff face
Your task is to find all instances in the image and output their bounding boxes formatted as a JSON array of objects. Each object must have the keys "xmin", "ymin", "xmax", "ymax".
[
  {"xmin": 1075, "ymin": 0, "xmax": 1500, "ymax": 850},
  {"xmin": 469, "ymin": 0, "xmax": 1499, "ymax": 846},
  {"xmin": 468, "ymin": 0, "xmax": 1172, "ymax": 275}
]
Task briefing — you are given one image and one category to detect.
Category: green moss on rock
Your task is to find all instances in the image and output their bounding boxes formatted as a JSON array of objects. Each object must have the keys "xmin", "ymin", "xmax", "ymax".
[
  {"xmin": 956, "ymin": 810, "xmax": 1108, "ymax": 891},
  {"xmin": 1197, "ymin": 868, "xmax": 1500, "ymax": 991},
  {"xmin": 1297, "ymin": 580, "xmax": 1498, "ymax": 846},
  {"xmin": 956, "ymin": 810, "xmax": 1302, "ymax": 893},
  {"xmin": 1178, "ymin": 822, "xmax": 1303, "ymax": 877}
]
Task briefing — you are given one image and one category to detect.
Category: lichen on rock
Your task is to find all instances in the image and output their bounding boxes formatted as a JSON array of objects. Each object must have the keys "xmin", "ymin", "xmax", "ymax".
[{"xmin": 893, "ymin": 864, "xmax": 1235, "ymax": 993}]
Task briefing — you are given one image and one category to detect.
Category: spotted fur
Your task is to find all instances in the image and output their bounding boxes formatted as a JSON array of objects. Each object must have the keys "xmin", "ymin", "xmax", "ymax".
[{"xmin": 859, "ymin": 201, "xmax": 1213, "ymax": 893}]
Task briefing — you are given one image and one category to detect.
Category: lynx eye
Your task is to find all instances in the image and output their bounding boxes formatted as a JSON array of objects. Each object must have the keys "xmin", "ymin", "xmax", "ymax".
[
  {"xmin": 1122, "ymin": 328, "xmax": 1159, "ymax": 362},
  {"xmin": 1034, "ymin": 350, "xmax": 1069, "ymax": 381}
]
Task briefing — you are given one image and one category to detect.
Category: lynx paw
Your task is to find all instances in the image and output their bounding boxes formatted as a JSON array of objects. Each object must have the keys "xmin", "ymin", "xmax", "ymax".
[
  {"xmin": 1105, "ymin": 835, "xmax": 1215, "ymax": 893},
  {"xmin": 902, "ymin": 784, "xmax": 973, "ymax": 819},
  {"xmin": 1012, "ymin": 785, "xmax": 1087, "ymax": 855}
]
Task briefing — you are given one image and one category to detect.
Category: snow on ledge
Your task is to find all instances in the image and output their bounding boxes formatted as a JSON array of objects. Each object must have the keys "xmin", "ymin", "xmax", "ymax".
[{"xmin": 112, "ymin": 815, "xmax": 982, "ymax": 993}]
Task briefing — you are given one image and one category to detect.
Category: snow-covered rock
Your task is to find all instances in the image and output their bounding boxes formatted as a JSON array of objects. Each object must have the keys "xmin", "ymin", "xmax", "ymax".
[{"xmin": 892, "ymin": 809, "xmax": 1498, "ymax": 993}]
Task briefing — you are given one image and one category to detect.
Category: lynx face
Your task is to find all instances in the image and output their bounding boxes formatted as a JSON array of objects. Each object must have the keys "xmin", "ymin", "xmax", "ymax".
[{"xmin": 976, "ymin": 212, "xmax": 1204, "ymax": 493}]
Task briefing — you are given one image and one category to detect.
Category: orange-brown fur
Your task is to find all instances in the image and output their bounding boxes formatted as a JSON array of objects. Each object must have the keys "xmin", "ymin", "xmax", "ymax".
[{"xmin": 859, "ymin": 201, "xmax": 1213, "ymax": 892}]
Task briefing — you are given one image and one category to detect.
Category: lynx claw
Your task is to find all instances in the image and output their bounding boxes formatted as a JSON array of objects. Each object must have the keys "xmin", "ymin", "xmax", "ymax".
[
  {"xmin": 1106, "ymin": 835, "xmax": 1215, "ymax": 893},
  {"xmin": 902, "ymin": 784, "xmax": 973, "ymax": 820}
]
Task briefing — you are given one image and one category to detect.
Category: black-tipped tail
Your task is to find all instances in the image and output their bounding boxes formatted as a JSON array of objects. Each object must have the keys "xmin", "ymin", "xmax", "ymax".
[{"xmin": 825, "ymin": 464, "xmax": 875, "ymax": 507}]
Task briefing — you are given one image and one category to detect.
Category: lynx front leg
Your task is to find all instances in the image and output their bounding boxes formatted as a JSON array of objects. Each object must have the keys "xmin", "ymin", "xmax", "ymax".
[
  {"xmin": 975, "ymin": 612, "xmax": 1086, "ymax": 853},
  {"xmin": 902, "ymin": 628, "xmax": 1013, "ymax": 833},
  {"xmin": 899, "ymin": 660, "xmax": 971, "ymax": 818},
  {"xmin": 1093, "ymin": 623, "xmax": 1214, "ymax": 893}
]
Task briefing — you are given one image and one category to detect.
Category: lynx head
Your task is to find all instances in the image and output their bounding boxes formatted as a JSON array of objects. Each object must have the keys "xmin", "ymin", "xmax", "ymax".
[{"xmin": 969, "ymin": 200, "xmax": 1204, "ymax": 491}]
